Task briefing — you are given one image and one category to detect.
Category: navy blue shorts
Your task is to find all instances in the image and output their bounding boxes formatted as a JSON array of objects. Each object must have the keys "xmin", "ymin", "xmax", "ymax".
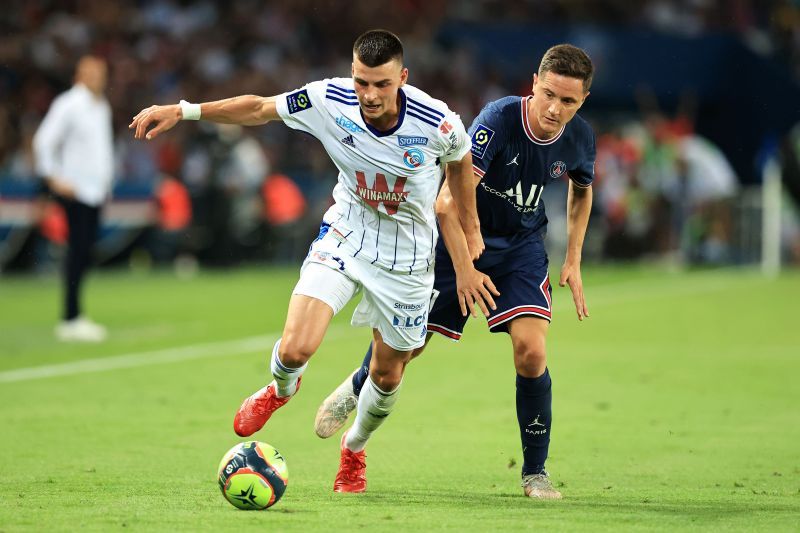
[{"xmin": 427, "ymin": 235, "xmax": 552, "ymax": 340}]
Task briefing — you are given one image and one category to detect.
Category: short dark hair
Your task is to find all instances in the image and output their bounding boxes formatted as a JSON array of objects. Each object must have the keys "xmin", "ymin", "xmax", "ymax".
[
  {"xmin": 539, "ymin": 44, "xmax": 594, "ymax": 92},
  {"xmin": 353, "ymin": 30, "xmax": 404, "ymax": 67}
]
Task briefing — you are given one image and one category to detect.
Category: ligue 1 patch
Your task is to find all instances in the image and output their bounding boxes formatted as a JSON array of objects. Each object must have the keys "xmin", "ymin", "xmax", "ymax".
[
  {"xmin": 403, "ymin": 148, "xmax": 425, "ymax": 168},
  {"xmin": 550, "ymin": 160, "xmax": 567, "ymax": 178},
  {"xmin": 397, "ymin": 135, "xmax": 428, "ymax": 147},
  {"xmin": 470, "ymin": 124, "xmax": 495, "ymax": 159},
  {"xmin": 286, "ymin": 89, "xmax": 312, "ymax": 114}
]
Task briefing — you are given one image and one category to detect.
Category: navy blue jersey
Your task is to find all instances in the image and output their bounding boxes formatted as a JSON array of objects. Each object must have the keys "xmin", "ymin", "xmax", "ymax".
[{"xmin": 469, "ymin": 95, "xmax": 595, "ymax": 246}]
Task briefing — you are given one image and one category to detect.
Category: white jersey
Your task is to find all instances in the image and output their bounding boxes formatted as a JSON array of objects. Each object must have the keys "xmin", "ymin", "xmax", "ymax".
[
  {"xmin": 33, "ymin": 83, "xmax": 113, "ymax": 207},
  {"xmin": 275, "ymin": 78, "xmax": 471, "ymax": 274}
]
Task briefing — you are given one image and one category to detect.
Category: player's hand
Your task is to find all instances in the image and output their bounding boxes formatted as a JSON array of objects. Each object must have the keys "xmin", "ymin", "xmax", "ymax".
[
  {"xmin": 129, "ymin": 104, "xmax": 182, "ymax": 140},
  {"xmin": 559, "ymin": 260, "xmax": 589, "ymax": 321},
  {"xmin": 465, "ymin": 230, "xmax": 485, "ymax": 261},
  {"xmin": 456, "ymin": 267, "xmax": 500, "ymax": 318},
  {"xmin": 46, "ymin": 178, "xmax": 75, "ymax": 200}
]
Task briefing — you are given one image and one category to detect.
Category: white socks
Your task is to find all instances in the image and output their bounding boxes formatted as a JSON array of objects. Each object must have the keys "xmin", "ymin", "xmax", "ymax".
[
  {"xmin": 270, "ymin": 338, "xmax": 306, "ymax": 397},
  {"xmin": 344, "ymin": 375, "xmax": 400, "ymax": 452}
]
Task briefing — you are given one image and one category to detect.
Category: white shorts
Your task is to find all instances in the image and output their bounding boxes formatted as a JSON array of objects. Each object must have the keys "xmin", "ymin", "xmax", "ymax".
[{"xmin": 292, "ymin": 229, "xmax": 434, "ymax": 351}]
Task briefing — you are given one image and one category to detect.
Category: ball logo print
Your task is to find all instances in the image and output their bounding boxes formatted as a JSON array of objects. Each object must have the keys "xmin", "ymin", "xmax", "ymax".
[
  {"xmin": 217, "ymin": 441, "xmax": 289, "ymax": 510},
  {"xmin": 403, "ymin": 148, "xmax": 425, "ymax": 168}
]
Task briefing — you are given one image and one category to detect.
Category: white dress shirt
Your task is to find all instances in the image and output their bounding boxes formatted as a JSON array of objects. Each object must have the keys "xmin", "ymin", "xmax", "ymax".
[{"xmin": 33, "ymin": 83, "xmax": 114, "ymax": 207}]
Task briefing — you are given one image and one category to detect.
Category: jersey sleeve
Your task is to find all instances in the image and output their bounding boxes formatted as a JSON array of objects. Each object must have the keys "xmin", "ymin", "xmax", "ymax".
[
  {"xmin": 568, "ymin": 127, "xmax": 596, "ymax": 188},
  {"xmin": 33, "ymin": 93, "xmax": 72, "ymax": 178},
  {"xmin": 437, "ymin": 111, "xmax": 471, "ymax": 164},
  {"xmin": 467, "ymin": 103, "xmax": 503, "ymax": 179},
  {"xmin": 274, "ymin": 80, "xmax": 328, "ymax": 135}
]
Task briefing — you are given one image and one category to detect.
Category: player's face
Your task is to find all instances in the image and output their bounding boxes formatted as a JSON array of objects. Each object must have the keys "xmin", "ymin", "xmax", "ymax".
[
  {"xmin": 352, "ymin": 56, "xmax": 408, "ymax": 125},
  {"xmin": 76, "ymin": 57, "xmax": 108, "ymax": 95},
  {"xmin": 529, "ymin": 72, "xmax": 588, "ymax": 139}
]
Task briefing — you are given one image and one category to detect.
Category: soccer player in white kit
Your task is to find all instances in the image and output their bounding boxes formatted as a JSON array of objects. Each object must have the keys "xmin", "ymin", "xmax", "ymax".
[{"xmin": 130, "ymin": 30, "xmax": 489, "ymax": 493}]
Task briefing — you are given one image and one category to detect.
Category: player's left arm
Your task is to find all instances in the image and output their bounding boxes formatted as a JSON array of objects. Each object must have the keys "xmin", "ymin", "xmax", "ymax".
[{"xmin": 559, "ymin": 180, "xmax": 592, "ymax": 321}]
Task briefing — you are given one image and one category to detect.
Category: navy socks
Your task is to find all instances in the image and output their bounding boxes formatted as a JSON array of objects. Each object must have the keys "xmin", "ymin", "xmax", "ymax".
[
  {"xmin": 351, "ymin": 342, "xmax": 372, "ymax": 396},
  {"xmin": 516, "ymin": 368, "xmax": 552, "ymax": 476}
]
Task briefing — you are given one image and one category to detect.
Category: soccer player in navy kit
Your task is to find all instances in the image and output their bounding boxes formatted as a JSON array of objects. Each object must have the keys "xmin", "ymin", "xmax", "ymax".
[{"xmin": 315, "ymin": 44, "xmax": 595, "ymax": 499}]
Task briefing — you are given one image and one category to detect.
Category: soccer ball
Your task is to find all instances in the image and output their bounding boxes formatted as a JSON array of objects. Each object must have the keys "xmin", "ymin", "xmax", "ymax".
[{"xmin": 217, "ymin": 441, "xmax": 289, "ymax": 510}]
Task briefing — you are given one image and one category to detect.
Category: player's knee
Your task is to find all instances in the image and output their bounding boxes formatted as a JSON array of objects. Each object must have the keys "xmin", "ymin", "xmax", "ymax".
[
  {"xmin": 513, "ymin": 340, "xmax": 546, "ymax": 378},
  {"xmin": 369, "ymin": 363, "xmax": 403, "ymax": 391},
  {"xmin": 278, "ymin": 336, "xmax": 315, "ymax": 367}
]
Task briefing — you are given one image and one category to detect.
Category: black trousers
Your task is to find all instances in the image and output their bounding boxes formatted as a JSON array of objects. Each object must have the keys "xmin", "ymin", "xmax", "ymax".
[{"xmin": 59, "ymin": 197, "xmax": 100, "ymax": 321}]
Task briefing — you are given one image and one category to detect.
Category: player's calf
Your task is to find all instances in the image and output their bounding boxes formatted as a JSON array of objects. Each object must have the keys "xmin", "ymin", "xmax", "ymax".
[{"xmin": 315, "ymin": 369, "xmax": 359, "ymax": 438}]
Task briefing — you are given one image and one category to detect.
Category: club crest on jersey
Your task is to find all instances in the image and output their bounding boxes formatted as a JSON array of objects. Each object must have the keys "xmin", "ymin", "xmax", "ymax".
[
  {"xmin": 336, "ymin": 115, "xmax": 365, "ymax": 134},
  {"xmin": 355, "ymin": 171, "xmax": 409, "ymax": 215},
  {"xmin": 550, "ymin": 160, "xmax": 567, "ymax": 178},
  {"xmin": 286, "ymin": 89, "xmax": 312, "ymax": 114},
  {"xmin": 403, "ymin": 148, "xmax": 425, "ymax": 169},
  {"xmin": 470, "ymin": 124, "xmax": 495, "ymax": 159},
  {"xmin": 397, "ymin": 135, "xmax": 428, "ymax": 147}
]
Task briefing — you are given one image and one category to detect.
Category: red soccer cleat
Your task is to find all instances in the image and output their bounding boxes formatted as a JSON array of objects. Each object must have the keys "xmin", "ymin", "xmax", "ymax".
[
  {"xmin": 333, "ymin": 431, "xmax": 367, "ymax": 493},
  {"xmin": 233, "ymin": 378, "xmax": 301, "ymax": 437}
]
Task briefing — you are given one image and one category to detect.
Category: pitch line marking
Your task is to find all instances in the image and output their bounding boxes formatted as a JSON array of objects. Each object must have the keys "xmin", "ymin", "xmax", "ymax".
[
  {"xmin": 0, "ymin": 273, "xmax": 743, "ymax": 384},
  {"xmin": 0, "ymin": 327, "xmax": 347, "ymax": 384}
]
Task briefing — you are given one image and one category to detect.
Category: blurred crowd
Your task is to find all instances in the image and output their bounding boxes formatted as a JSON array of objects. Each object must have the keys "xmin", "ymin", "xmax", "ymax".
[{"xmin": 1, "ymin": 0, "xmax": 799, "ymax": 268}]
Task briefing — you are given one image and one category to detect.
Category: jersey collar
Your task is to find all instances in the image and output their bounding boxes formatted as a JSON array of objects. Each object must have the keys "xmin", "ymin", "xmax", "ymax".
[
  {"xmin": 360, "ymin": 88, "xmax": 406, "ymax": 138},
  {"xmin": 521, "ymin": 95, "xmax": 564, "ymax": 145}
]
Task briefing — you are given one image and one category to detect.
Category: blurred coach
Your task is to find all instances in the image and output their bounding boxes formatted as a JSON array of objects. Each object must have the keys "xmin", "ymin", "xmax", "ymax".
[{"xmin": 33, "ymin": 55, "xmax": 112, "ymax": 342}]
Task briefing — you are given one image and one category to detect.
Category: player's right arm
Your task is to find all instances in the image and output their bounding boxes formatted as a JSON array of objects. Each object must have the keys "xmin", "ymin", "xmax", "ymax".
[
  {"xmin": 129, "ymin": 95, "xmax": 281, "ymax": 141},
  {"xmin": 435, "ymin": 173, "xmax": 499, "ymax": 318},
  {"xmin": 444, "ymin": 152, "xmax": 484, "ymax": 260}
]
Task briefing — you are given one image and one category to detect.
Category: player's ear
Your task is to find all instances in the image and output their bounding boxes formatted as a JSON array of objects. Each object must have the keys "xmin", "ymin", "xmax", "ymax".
[
  {"xmin": 531, "ymin": 73, "xmax": 539, "ymax": 93},
  {"xmin": 399, "ymin": 67, "xmax": 408, "ymax": 87}
]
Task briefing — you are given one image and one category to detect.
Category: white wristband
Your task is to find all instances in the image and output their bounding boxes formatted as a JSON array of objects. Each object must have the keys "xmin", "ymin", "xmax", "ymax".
[{"xmin": 179, "ymin": 99, "xmax": 201, "ymax": 121}]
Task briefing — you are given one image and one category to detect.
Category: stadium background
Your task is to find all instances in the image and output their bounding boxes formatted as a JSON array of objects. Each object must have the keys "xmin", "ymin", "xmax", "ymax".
[
  {"xmin": 2, "ymin": 0, "xmax": 800, "ymax": 269},
  {"xmin": 1, "ymin": 1, "xmax": 799, "ymax": 531}
]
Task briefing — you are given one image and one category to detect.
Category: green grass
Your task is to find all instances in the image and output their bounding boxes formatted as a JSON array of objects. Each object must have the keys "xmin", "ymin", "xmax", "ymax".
[{"xmin": 0, "ymin": 266, "xmax": 798, "ymax": 531}]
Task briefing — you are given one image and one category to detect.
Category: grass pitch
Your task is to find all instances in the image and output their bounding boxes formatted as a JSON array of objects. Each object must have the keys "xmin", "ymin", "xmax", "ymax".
[{"xmin": 0, "ymin": 265, "xmax": 798, "ymax": 531}]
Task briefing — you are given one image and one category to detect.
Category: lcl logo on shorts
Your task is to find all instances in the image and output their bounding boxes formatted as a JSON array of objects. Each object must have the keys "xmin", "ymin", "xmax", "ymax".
[{"xmin": 392, "ymin": 312, "xmax": 427, "ymax": 329}]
